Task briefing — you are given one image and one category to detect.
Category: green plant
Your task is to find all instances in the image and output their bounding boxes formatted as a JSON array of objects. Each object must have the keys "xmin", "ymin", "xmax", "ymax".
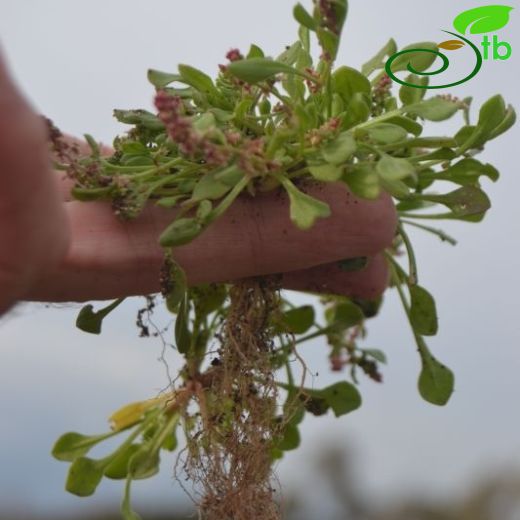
[{"xmin": 49, "ymin": 1, "xmax": 514, "ymax": 519}]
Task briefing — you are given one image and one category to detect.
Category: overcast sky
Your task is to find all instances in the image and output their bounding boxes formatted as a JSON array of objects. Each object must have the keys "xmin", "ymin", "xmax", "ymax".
[{"xmin": 0, "ymin": 0, "xmax": 519, "ymax": 517}]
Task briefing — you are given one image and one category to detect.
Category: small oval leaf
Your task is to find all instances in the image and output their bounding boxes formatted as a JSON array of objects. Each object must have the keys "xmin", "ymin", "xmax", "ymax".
[
  {"xmin": 308, "ymin": 163, "xmax": 343, "ymax": 182},
  {"xmin": 321, "ymin": 381, "xmax": 362, "ymax": 417},
  {"xmin": 321, "ymin": 131, "xmax": 357, "ymax": 165},
  {"xmin": 280, "ymin": 178, "xmax": 331, "ymax": 230},
  {"xmin": 280, "ymin": 305, "xmax": 315, "ymax": 334},
  {"xmin": 227, "ymin": 58, "xmax": 301, "ymax": 84},
  {"xmin": 418, "ymin": 353, "xmax": 455, "ymax": 406},
  {"xmin": 76, "ymin": 299, "xmax": 124, "ymax": 335},
  {"xmin": 410, "ymin": 285, "xmax": 438, "ymax": 336},
  {"xmin": 159, "ymin": 218, "xmax": 203, "ymax": 248},
  {"xmin": 66, "ymin": 457, "xmax": 105, "ymax": 497},
  {"xmin": 52, "ymin": 432, "xmax": 114, "ymax": 462},
  {"xmin": 404, "ymin": 97, "xmax": 460, "ymax": 122}
]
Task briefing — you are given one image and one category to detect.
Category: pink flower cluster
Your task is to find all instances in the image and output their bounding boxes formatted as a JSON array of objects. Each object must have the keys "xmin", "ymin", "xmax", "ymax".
[{"xmin": 154, "ymin": 91, "xmax": 229, "ymax": 165}]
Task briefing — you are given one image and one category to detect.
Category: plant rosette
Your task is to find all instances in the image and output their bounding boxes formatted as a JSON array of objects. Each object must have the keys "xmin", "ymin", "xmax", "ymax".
[{"xmin": 48, "ymin": 1, "xmax": 515, "ymax": 519}]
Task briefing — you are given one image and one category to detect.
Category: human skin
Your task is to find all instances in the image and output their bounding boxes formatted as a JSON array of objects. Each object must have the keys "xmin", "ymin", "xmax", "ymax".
[{"xmin": 0, "ymin": 50, "xmax": 397, "ymax": 316}]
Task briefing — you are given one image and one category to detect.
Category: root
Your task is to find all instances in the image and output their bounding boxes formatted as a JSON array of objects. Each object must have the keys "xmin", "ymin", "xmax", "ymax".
[{"xmin": 186, "ymin": 277, "xmax": 283, "ymax": 520}]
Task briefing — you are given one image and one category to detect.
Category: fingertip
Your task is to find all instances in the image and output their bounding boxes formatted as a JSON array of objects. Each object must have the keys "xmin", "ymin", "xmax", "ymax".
[{"xmin": 280, "ymin": 253, "xmax": 390, "ymax": 300}]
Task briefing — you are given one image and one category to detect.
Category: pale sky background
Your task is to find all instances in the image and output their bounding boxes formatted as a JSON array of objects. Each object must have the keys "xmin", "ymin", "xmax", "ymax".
[{"xmin": 0, "ymin": 0, "xmax": 519, "ymax": 517}]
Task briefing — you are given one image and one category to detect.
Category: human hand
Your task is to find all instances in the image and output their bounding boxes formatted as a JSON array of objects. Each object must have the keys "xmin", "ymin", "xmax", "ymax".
[
  {"xmin": 0, "ymin": 52, "xmax": 397, "ymax": 314},
  {"xmin": 0, "ymin": 50, "xmax": 69, "ymax": 315}
]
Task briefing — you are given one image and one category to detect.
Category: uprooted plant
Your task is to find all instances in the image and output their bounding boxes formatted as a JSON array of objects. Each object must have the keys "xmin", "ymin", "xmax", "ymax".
[{"xmin": 48, "ymin": 1, "xmax": 515, "ymax": 519}]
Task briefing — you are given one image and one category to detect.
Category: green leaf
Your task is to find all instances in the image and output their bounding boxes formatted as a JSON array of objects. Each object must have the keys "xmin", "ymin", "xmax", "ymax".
[
  {"xmin": 418, "ymin": 349, "xmax": 454, "ymax": 406},
  {"xmin": 128, "ymin": 446, "xmax": 160, "ymax": 479},
  {"xmin": 156, "ymin": 195, "xmax": 184, "ymax": 208},
  {"xmin": 361, "ymin": 38, "xmax": 397, "ymax": 76},
  {"xmin": 104, "ymin": 444, "xmax": 141, "ymax": 480},
  {"xmin": 388, "ymin": 42, "xmax": 439, "ymax": 73},
  {"xmin": 293, "ymin": 3, "xmax": 317, "ymax": 31},
  {"xmin": 159, "ymin": 218, "xmax": 203, "ymax": 247},
  {"xmin": 161, "ymin": 86, "xmax": 194, "ymax": 99},
  {"xmin": 227, "ymin": 58, "xmax": 302, "ymax": 84},
  {"xmin": 344, "ymin": 165, "xmax": 381, "ymax": 200},
  {"xmin": 327, "ymin": 301, "xmax": 364, "ymax": 330},
  {"xmin": 278, "ymin": 423, "xmax": 301, "ymax": 451},
  {"xmin": 376, "ymin": 155, "xmax": 415, "ymax": 181},
  {"xmin": 479, "ymin": 94, "xmax": 506, "ymax": 134},
  {"xmin": 321, "ymin": 0, "xmax": 348, "ymax": 36},
  {"xmin": 414, "ymin": 148, "xmax": 457, "ymax": 162},
  {"xmin": 71, "ymin": 186, "xmax": 113, "ymax": 202},
  {"xmin": 364, "ymin": 123, "xmax": 408, "ymax": 144},
  {"xmin": 419, "ymin": 186, "xmax": 491, "ymax": 217},
  {"xmin": 281, "ymin": 305, "xmax": 315, "ymax": 334},
  {"xmin": 432, "ymin": 158, "xmax": 499, "ymax": 186},
  {"xmin": 405, "ymin": 136, "xmax": 458, "ymax": 148},
  {"xmin": 147, "ymin": 69, "xmax": 181, "ymax": 88},
  {"xmin": 280, "ymin": 178, "xmax": 331, "ymax": 230},
  {"xmin": 196, "ymin": 200, "xmax": 212, "ymax": 222},
  {"xmin": 399, "ymin": 74, "xmax": 429, "ymax": 105},
  {"xmin": 337, "ymin": 257, "xmax": 368, "ymax": 272},
  {"xmin": 214, "ymin": 164, "xmax": 244, "ymax": 186},
  {"xmin": 410, "ymin": 285, "xmax": 438, "ymax": 336},
  {"xmin": 298, "ymin": 24, "xmax": 311, "ymax": 53},
  {"xmin": 379, "ymin": 176, "xmax": 411, "ymax": 199},
  {"xmin": 352, "ymin": 296, "xmax": 383, "ymax": 318},
  {"xmin": 192, "ymin": 171, "xmax": 232, "ymax": 201},
  {"xmin": 317, "ymin": 27, "xmax": 339, "ymax": 59},
  {"xmin": 302, "ymin": 394, "xmax": 330, "ymax": 416},
  {"xmin": 178, "ymin": 64, "xmax": 216, "ymax": 95},
  {"xmin": 76, "ymin": 298, "xmax": 124, "ymax": 335},
  {"xmin": 332, "ymin": 66, "xmax": 371, "ymax": 104},
  {"xmin": 320, "ymin": 382, "xmax": 362, "ymax": 417},
  {"xmin": 342, "ymin": 93, "xmax": 371, "ymax": 129},
  {"xmin": 52, "ymin": 431, "xmax": 115, "ymax": 462},
  {"xmin": 385, "ymin": 115, "xmax": 423, "ymax": 136},
  {"xmin": 321, "ymin": 131, "xmax": 357, "ymax": 165},
  {"xmin": 457, "ymin": 95, "xmax": 509, "ymax": 153},
  {"xmin": 164, "ymin": 258, "xmax": 187, "ymax": 313},
  {"xmin": 192, "ymin": 284, "xmax": 227, "ymax": 316},
  {"xmin": 308, "ymin": 163, "xmax": 343, "ymax": 182},
  {"xmin": 192, "ymin": 112, "xmax": 217, "ymax": 133},
  {"xmin": 362, "ymin": 349, "xmax": 387, "ymax": 364},
  {"xmin": 453, "ymin": 5, "xmax": 513, "ymax": 35},
  {"xmin": 247, "ymin": 44, "xmax": 264, "ymax": 59},
  {"xmin": 175, "ymin": 296, "xmax": 191, "ymax": 354},
  {"xmin": 66, "ymin": 457, "xmax": 105, "ymax": 497},
  {"xmin": 405, "ymin": 97, "xmax": 460, "ymax": 122},
  {"xmin": 162, "ymin": 428, "xmax": 178, "ymax": 452},
  {"xmin": 276, "ymin": 41, "xmax": 302, "ymax": 66},
  {"xmin": 488, "ymin": 104, "xmax": 516, "ymax": 141},
  {"xmin": 113, "ymin": 109, "xmax": 163, "ymax": 130}
]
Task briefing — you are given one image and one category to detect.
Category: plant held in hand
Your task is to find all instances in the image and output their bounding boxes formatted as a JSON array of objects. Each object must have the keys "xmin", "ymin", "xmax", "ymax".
[{"xmin": 49, "ymin": 1, "xmax": 515, "ymax": 518}]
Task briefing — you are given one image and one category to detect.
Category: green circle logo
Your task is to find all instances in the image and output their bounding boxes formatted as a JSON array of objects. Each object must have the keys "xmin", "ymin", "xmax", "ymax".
[{"xmin": 385, "ymin": 31, "xmax": 483, "ymax": 89}]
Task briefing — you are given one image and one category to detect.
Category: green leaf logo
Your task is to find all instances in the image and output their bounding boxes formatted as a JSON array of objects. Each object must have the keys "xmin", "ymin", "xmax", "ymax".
[{"xmin": 453, "ymin": 5, "xmax": 514, "ymax": 35}]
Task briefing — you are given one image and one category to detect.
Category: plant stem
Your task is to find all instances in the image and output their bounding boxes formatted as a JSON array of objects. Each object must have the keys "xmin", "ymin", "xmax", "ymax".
[
  {"xmin": 397, "ymin": 221, "xmax": 418, "ymax": 285},
  {"xmin": 400, "ymin": 219, "xmax": 457, "ymax": 245}
]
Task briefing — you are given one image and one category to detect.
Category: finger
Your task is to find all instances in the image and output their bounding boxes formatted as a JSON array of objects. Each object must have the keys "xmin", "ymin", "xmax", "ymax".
[
  {"xmin": 26, "ymin": 180, "xmax": 397, "ymax": 302},
  {"xmin": 279, "ymin": 253, "xmax": 389, "ymax": 300},
  {"xmin": 53, "ymin": 135, "xmax": 113, "ymax": 202},
  {"xmin": 0, "ymin": 50, "xmax": 69, "ymax": 313}
]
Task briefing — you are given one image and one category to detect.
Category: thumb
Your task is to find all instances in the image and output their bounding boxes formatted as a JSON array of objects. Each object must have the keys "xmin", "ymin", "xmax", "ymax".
[{"xmin": 0, "ymin": 47, "xmax": 69, "ymax": 313}]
